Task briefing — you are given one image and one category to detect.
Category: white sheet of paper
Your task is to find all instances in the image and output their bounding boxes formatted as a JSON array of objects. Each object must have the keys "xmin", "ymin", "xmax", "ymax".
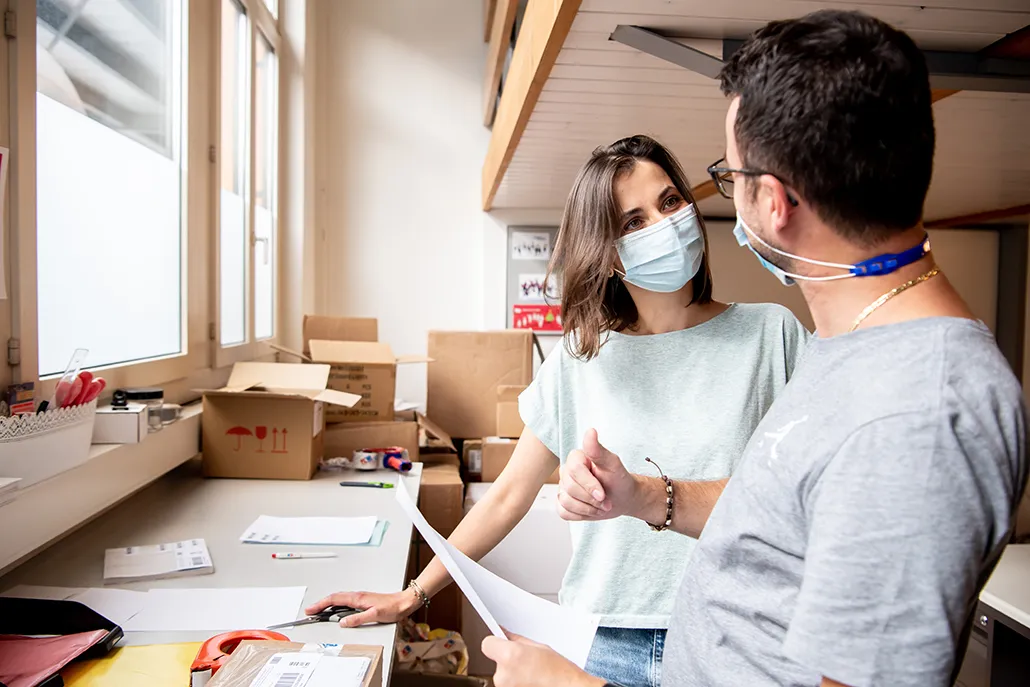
[
  {"xmin": 240, "ymin": 515, "xmax": 378, "ymax": 546},
  {"xmin": 121, "ymin": 586, "xmax": 306, "ymax": 632},
  {"xmin": 2, "ymin": 585, "xmax": 147, "ymax": 626},
  {"xmin": 395, "ymin": 481, "xmax": 598, "ymax": 668}
]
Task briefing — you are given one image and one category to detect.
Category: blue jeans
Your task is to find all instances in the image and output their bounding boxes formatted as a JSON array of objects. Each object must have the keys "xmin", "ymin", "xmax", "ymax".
[{"xmin": 584, "ymin": 627, "xmax": 666, "ymax": 687}]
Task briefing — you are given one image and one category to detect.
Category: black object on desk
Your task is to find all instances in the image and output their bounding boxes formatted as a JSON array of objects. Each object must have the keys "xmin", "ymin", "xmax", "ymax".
[
  {"xmin": 0, "ymin": 597, "xmax": 123, "ymax": 686},
  {"xmin": 0, "ymin": 597, "xmax": 123, "ymax": 656}
]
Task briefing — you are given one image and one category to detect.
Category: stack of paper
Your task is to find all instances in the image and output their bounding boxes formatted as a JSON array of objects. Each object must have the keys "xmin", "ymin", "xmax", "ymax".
[
  {"xmin": 104, "ymin": 539, "xmax": 214, "ymax": 584},
  {"xmin": 240, "ymin": 515, "xmax": 378, "ymax": 546},
  {"xmin": 0, "ymin": 477, "xmax": 20, "ymax": 508}
]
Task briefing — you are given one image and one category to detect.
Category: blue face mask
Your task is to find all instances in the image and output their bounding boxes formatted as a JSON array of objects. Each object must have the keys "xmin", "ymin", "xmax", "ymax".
[
  {"xmin": 733, "ymin": 213, "xmax": 931, "ymax": 286},
  {"xmin": 733, "ymin": 214, "xmax": 795, "ymax": 286},
  {"xmin": 615, "ymin": 204, "xmax": 704, "ymax": 293}
]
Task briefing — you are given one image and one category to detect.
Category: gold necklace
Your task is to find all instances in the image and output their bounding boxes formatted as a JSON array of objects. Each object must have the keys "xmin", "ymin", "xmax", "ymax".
[{"xmin": 849, "ymin": 267, "xmax": 941, "ymax": 333}]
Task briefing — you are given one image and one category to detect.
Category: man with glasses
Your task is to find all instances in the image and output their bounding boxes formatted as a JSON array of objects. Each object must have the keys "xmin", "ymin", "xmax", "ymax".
[{"xmin": 483, "ymin": 9, "xmax": 1027, "ymax": 687}]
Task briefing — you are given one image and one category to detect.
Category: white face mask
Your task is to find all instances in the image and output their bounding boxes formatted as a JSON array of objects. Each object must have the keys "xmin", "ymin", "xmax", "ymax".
[
  {"xmin": 615, "ymin": 204, "xmax": 704, "ymax": 293},
  {"xmin": 734, "ymin": 213, "xmax": 932, "ymax": 284}
]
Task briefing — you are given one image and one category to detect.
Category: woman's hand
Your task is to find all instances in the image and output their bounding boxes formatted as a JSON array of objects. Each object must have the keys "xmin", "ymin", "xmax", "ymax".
[{"xmin": 304, "ymin": 588, "xmax": 421, "ymax": 628}]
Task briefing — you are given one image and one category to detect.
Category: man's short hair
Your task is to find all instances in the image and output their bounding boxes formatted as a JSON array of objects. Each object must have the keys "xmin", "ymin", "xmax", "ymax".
[{"xmin": 720, "ymin": 10, "xmax": 935, "ymax": 246}]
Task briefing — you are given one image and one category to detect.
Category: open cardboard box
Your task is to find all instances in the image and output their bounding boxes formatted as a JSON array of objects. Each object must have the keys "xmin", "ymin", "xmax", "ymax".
[
  {"xmin": 309, "ymin": 340, "xmax": 432, "ymax": 423},
  {"xmin": 275, "ymin": 338, "xmax": 431, "ymax": 424},
  {"xmin": 202, "ymin": 362, "xmax": 360, "ymax": 480},
  {"xmin": 302, "ymin": 314, "xmax": 377, "ymax": 356},
  {"xmin": 324, "ymin": 410, "xmax": 455, "ymax": 464}
]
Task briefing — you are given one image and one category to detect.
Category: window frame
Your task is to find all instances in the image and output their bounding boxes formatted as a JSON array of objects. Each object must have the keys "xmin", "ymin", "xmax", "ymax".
[
  {"xmin": 213, "ymin": 0, "xmax": 282, "ymax": 368},
  {"xmin": 11, "ymin": 0, "xmax": 214, "ymax": 397}
]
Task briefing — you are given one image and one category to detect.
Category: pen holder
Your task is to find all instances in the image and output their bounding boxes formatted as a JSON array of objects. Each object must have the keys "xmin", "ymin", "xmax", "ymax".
[{"xmin": 0, "ymin": 400, "xmax": 97, "ymax": 488}]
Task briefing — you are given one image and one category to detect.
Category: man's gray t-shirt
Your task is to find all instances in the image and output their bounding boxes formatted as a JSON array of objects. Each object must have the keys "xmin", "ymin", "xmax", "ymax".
[{"xmin": 664, "ymin": 318, "xmax": 1027, "ymax": 687}]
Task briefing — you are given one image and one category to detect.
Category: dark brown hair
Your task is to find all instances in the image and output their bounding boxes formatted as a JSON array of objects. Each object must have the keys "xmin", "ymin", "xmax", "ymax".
[
  {"xmin": 719, "ymin": 10, "xmax": 933, "ymax": 245},
  {"xmin": 545, "ymin": 135, "xmax": 713, "ymax": 361}
]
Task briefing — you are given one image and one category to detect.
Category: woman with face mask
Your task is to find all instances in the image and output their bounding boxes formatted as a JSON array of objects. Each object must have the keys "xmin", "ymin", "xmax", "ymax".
[{"xmin": 306, "ymin": 135, "xmax": 809, "ymax": 687}]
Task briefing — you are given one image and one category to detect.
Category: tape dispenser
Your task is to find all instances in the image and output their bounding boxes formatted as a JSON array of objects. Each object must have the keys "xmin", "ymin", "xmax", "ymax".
[{"xmin": 190, "ymin": 629, "xmax": 289, "ymax": 686}]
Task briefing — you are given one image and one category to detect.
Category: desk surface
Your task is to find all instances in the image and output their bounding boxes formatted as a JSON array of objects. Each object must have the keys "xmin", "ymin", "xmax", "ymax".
[
  {"xmin": 981, "ymin": 543, "xmax": 1030, "ymax": 630},
  {"xmin": 0, "ymin": 460, "xmax": 422, "ymax": 687}
]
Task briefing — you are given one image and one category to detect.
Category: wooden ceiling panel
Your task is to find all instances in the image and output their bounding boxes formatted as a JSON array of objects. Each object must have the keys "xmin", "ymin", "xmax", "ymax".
[
  {"xmin": 580, "ymin": 0, "xmax": 1030, "ymax": 36},
  {"xmin": 494, "ymin": 2, "xmax": 1030, "ymax": 217},
  {"xmin": 549, "ymin": 64, "xmax": 717, "ymax": 85}
]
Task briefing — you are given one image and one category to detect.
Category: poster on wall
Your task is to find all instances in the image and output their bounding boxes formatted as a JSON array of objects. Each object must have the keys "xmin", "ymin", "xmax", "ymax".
[
  {"xmin": 517, "ymin": 273, "xmax": 559, "ymax": 303},
  {"xmin": 511, "ymin": 231, "xmax": 551, "ymax": 261},
  {"xmin": 512, "ymin": 304, "xmax": 562, "ymax": 332}
]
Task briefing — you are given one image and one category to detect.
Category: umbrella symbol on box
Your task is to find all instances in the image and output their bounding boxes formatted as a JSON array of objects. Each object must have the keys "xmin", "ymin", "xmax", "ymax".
[{"xmin": 226, "ymin": 426, "xmax": 252, "ymax": 451}]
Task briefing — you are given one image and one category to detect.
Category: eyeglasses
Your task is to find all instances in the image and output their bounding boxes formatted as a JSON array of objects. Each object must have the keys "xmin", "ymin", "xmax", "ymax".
[{"xmin": 706, "ymin": 158, "xmax": 798, "ymax": 207}]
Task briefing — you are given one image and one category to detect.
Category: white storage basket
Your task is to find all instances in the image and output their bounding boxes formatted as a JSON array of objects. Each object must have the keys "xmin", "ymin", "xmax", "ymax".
[{"xmin": 0, "ymin": 400, "xmax": 98, "ymax": 488}]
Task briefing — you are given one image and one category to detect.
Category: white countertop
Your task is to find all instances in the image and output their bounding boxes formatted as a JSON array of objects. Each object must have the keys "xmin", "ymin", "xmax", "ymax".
[
  {"xmin": 0, "ymin": 460, "xmax": 422, "ymax": 686},
  {"xmin": 981, "ymin": 543, "xmax": 1030, "ymax": 630}
]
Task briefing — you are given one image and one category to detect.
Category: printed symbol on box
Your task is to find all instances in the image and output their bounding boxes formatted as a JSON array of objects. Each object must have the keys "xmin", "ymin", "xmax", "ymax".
[
  {"xmin": 271, "ymin": 427, "xmax": 289, "ymax": 454},
  {"xmin": 255, "ymin": 426, "xmax": 268, "ymax": 452},
  {"xmin": 226, "ymin": 426, "xmax": 252, "ymax": 451}
]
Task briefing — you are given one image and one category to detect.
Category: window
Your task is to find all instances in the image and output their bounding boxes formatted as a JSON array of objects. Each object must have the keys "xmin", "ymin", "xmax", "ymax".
[
  {"xmin": 217, "ymin": 0, "xmax": 280, "ymax": 356},
  {"xmin": 219, "ymin": 0, "xmax": 249, "ymax": 346},
  {"xmin": 35, "ymin": 0, "xmax": 186, "ymax": 375},
  {"xmin": 254, "ymin": 36, "xmax": 278, "ymax": 341}
]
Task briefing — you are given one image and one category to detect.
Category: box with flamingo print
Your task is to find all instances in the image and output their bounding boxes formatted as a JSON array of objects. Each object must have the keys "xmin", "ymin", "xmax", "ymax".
[{"xmin": 201, "ymin": 362, "xmax": 361, "ymax": 480}]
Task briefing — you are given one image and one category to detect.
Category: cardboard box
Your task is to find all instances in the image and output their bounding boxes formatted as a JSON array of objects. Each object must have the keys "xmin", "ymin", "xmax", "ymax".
[
  {"xmin": 427, "ymin": 331, "xmax": 534, "ymax": 439},
  {"xmin": 482, "ymin": 437, "xmax": 558, "ymax": 484},
  {"xmin": 399, "ymin": 411, "xmax": 457, "ymax": 462},
  {"xmin": 302, "ymin": 314, "xmax": 377, "ymax": 356},
  {"xmin": 92, "ymin": 403, "xmax": 149, "ymax": 444},
  {"xmin": 325, "ymin": 417, "xmax": 419, "ymax": 463},
  {"xmin": 495, "ymin": 385, "xmax": 526, "ymax": 438},
  {"xmin": 208, "ymin": 640, "xmax": 382, "ymax": 687},
  {"xmin": 309, "ymin": 340, "xmax": 431, "ymax": 424},
  {"xmin": 420, "ymin": 457, "xmax": 464, "ymax": 537},
  {"xmin": 202, "ymin": 362, "xmax": 360, "ymax": 480},
  {"xmin": 462, "ymin": 439, "xmax": 483, "ymax": 480},
  {"xmin": 323, "ymin": 411, "xmax": 454, "ymax": 464}
]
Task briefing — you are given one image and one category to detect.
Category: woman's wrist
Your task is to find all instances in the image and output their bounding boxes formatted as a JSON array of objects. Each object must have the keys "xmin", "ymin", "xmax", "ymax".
[{"xmin": 407, "ymin": 579, "xmax": 430, "ymax": 611}]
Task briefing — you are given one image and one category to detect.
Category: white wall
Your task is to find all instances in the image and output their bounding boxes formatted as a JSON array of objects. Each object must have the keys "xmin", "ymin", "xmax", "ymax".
[{"xmin": 314, "ymin": 0, "xmax": 490, "ymax": 405}]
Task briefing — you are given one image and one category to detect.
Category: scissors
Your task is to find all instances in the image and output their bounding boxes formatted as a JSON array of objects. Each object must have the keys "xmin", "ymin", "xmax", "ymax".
[{"xmin": 267, "ymin": 605, "xmax": 361, "ymax": 629}]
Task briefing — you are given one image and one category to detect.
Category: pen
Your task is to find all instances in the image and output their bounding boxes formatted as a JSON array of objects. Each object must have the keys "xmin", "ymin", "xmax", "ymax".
[
  {"xmin": 272, "ymin": 552, "xmax": 338, "ymax": 559},
  {"xmin": 339, "ymin": 481, "xmax": 394, "ymax": 489}
]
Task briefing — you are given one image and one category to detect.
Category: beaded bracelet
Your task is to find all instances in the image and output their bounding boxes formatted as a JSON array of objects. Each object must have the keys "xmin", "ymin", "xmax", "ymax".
[
  {"xmin": 408, "ymin": 579, "xmax": 430, "ymax": 608},
  {"xmin": 644, "ymin": 457, "xmax": 674, "ymax": 532}
]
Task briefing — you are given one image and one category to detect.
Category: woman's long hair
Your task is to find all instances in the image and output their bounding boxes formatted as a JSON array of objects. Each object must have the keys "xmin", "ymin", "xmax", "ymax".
[{"xmin": 545, "ymin": 135, "xmax": 713, "ymax": 360}]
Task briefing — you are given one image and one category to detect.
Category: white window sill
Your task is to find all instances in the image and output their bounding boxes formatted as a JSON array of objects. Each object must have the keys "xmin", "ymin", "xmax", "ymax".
[{"xmin": 0, "ymin": 404, "xmax": 203, "ymax": 576}]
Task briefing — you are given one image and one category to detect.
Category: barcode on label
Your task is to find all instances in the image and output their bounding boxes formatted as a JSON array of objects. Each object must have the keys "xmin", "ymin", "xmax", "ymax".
[
  {"xmin": 191, "ymin": 556, "xmax": 204, "ymax": 566},
  {"xmin": 274, "ymin": 673, "xmax": 302, "ymax": 687}
]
